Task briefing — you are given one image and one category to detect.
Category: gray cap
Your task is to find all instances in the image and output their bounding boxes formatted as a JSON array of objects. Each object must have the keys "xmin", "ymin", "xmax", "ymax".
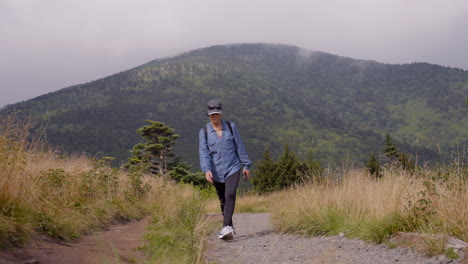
[{"xmin": 207, "ymin": 98, "xmax": 223, "ymax": 115}]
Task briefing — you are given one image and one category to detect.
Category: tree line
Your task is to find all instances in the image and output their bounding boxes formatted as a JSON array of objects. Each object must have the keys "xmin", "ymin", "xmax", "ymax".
[{"xmin": 122, "ymin": 120, "xmax": 466, "ymax": 195}]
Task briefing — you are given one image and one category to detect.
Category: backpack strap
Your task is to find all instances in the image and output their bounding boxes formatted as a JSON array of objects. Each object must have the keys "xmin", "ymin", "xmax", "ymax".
[
  {"xmin": 226, "ymin": 121, "xmax": 234, "ymax": 140},
  {"xmin": 203, "ymin": 121, "xmax": 236, "ymax": 146},
  {"xmin": 203, "ymin": 125, "xmax": 208, "ymax": 142},
  {"xmin": 203, "ymin": 121, "xmax": 240, "ymax": 159}
]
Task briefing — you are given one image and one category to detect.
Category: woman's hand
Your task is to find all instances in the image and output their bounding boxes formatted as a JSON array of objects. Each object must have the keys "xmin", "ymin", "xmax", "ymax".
[
  {"xmin": 243, "ymin": 169, "xmax": 251, "ymax": 180},
  {"xmin": 205, "ymin": 171, "xmax": 214, "ymax": 183}
]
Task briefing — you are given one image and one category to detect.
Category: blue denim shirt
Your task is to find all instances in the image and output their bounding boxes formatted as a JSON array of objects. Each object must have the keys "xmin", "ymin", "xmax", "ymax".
[{"xmin": 199, "ymin": 120, "xmax": 251, "ymax": 183}]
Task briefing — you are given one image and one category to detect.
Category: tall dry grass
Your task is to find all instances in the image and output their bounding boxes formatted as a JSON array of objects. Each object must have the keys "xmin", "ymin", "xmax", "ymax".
[
  {"xmin": 0, "ymin": 114, "xmax": 158, "ymax": 246},
  {"xmin": 271, "ymin": 166, "xmax": 468, "ymax": 247},
  {"xmin": 0, "ymin": 114, "xmax": 211, "ymax": 263},
  {"xmin": 144, "ymin": 183, "xmax": 212, "ymax": 264},
  {"xmin": 205, "ymin": 192, "xmax": 270, "ymax": 214}
]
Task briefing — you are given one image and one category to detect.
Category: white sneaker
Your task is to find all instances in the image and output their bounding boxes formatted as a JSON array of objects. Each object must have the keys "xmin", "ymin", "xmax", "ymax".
[{"xmin": 218, "ymin": 226, "xmax": 234, "ymax": 240}]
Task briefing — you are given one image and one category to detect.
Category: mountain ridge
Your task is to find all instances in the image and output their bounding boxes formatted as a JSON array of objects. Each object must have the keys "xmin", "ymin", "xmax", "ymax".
[{"xmin": 2, "ymin": 43, "xmax": 467, "ymax": 167}]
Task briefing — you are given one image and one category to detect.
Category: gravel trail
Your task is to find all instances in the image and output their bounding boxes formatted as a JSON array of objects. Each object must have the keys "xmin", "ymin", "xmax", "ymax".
[{"xmin": 205, "ymin": 213, "xmax": 464, "ymax": 264}]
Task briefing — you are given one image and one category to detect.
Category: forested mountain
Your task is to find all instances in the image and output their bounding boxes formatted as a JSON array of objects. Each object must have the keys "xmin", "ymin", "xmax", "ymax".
[{"xmin": 2, "ymin": 43, "xmax": 467, "ymax": 167}]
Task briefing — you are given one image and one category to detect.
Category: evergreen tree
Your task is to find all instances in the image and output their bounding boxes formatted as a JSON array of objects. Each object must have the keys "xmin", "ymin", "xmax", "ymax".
[
  {"xmin": 252, "ymin": 148, "xmax": 277, "ymax": 194},
  {"xmin": 382, "ymin": 133, "xmax": 415, "ymax": 173},
  {"xmin": 124, "ymin": 120, "xmax": 179, "ymax": 177},
  {"xmin": 253, "ymin": 146, "xmax": 323, "ymax": 194},
  {"xmin": 273, "ymin": 144, "xmax": 301, "ymax": 190},
  {"xmin": 384, "ymin": 133, "xmax": 399, "ymax": 160},
  {"xmin": 366, "ymin": 153, "xmax": 381, "ymax": 178},
  {"xmin": 299, "ymin": 150, "xmax": 324, "ymax": 182},
  {"xmin": 125, "ymin": 143, "xmax": 151, "ymax": 170},
  {"xmin": 168, "ymin": 162, "xmax": 209, "ymax": 188}
]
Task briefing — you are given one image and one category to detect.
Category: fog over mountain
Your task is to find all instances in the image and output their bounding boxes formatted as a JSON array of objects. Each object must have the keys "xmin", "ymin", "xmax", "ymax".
[{"xmin": 2, "ymin": 0, "xmax": 468, "ymax": 107}]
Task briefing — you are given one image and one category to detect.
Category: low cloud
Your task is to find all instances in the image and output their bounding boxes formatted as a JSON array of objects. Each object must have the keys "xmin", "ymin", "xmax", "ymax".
[{"xmin": 1, "ymin": 0, "xmax": 468, "ymax": 107}]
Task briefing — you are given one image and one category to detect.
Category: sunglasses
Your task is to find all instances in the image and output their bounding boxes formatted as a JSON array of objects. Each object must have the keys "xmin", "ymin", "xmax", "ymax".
[{"xmin": 208, "ymin": 106, "xmax": 222, "ymax": 110}]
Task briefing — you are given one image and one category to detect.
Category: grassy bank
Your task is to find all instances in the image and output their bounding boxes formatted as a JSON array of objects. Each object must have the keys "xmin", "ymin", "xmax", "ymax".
[
  {"xmin": 143, "ymin": 184, "xmax": 213, "ymax": 264},
  {"xmin": 270, "ymin": 166, "xmax": 467, "ymax": 255},
  {"xmin": 0, "ymin": 115, "xmax": 209, "ymax": 262}
]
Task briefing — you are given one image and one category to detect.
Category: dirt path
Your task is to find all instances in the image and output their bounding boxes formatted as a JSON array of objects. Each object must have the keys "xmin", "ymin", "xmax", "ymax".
[
  {"xmin": 205, "ymin": 213, "xmax": 466, "ymax": 264},
  {"xmin": 0, "ymin": 218, "xmax": 149, "ymax": 264},
  {"xmin": 1, "ymin": 213, "xmax": 466, "ymax": 264}
]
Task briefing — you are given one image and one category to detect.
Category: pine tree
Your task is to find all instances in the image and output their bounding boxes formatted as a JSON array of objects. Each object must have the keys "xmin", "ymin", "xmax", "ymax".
[
  {"xmin": 381, "ymin": 133, "xmax": 415, "ymax": 173},
  {"xmin": 366, "ymin": 154, "xmax": 381, "ymax": 178},
  {"xmin": 273, "ymin": 144, "xmax": 301, "ymax": 191},
  {"xmin": 253, "ymin": 145, "xmax": 322, "ymax": 194},
  {"xmin": 252, "ymin": 148, "xmax": 277, "ymax": 194},
  {"xmin": 299, "ymin": 150, "xmax": 324, "ymax": 182},
  {"xmin": 125, "ymin": 143, "xmax": 150, "ymax": 170},
  {"xmin": 168, "ymin": 162, "xmax": 209, "ymax": 188},
  {"xmin": 124, "ymin": 120, "xmax": 179, "ymax": 177},
  {"xmin": 384, "ymin": 133, "xmax": 399, "ymax": 160}
]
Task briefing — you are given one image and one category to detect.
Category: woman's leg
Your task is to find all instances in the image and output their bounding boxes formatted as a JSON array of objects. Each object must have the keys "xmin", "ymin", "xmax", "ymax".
[
  {"xmin": 222, "ymin": 170, "xmax": 241, "ymax": 226},
  {"xmin": 213, "ymin": 181, "xmax": 226, "ymax": 216}
]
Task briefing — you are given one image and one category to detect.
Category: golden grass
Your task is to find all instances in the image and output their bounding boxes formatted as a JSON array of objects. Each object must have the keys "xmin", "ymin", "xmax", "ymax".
[
  {"xmin": 271, "ymin": 167, "xmax": 468, "ymax": 246},
  {"xmin": 205, "ymin": 197, "xmax": 220, "ymax": 214},
  {"xmin": 205, "ymin": 192, "xmax": 271, "ymax": 214},
  {"xmin": 3, "ymin": 114, "xmax": 466, "ymax": 260},
  {"xmin": 144, "ymin": 183, "xmax": 213, "ymax": 264},
  {"xmin": 235, "ymin": 193, "xmax": 271, "ymax": 213},
  {"xmin": 1, "ymin": 142, "xmax": 162, "ymax": 246},
  {"xmin": 0, "ymin": 114, "xmax": 211, "ymax": 263}
]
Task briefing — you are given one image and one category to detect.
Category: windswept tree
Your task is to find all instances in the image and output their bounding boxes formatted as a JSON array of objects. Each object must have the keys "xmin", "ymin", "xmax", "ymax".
[{"xmin": 125, "ymin": 120, "xmax": 179, "ymax": 177}]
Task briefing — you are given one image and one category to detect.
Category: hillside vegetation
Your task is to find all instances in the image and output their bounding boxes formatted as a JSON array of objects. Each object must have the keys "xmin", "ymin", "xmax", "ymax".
[
  {"xmin": 1, "ymin": 114, "xmax": 466, "ymax": 261},
  {"xmin": 2, "ymin": 43, "xmax": 467, "ymax": 167},
  {"xmin": 0, "ymin": 115, "xmax": 210, "ymax": 263},
  {"xmin": 270, "ymin": 166, "xmax": 468, "ymax": 256}
]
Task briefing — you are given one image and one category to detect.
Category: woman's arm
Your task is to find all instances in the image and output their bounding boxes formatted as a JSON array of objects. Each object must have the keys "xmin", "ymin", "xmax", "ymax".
[
  {"xmin": 231, "ymin": 122, "xmax": 252, "ymax": 171},
  {"xmin": 199, "ymin": 127, "xmax": 212, "ymax": 173}
]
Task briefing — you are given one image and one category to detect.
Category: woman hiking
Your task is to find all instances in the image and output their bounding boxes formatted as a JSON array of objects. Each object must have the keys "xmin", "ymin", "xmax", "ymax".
[{"xmin": 199, "ymin": 98, "xmax": 252, "ymax": 240}]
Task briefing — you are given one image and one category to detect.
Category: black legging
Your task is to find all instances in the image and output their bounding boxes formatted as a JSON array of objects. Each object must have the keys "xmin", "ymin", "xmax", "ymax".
[{"xmin": 213, "ymin": 170, "xmax": 241, "ymax": 227}]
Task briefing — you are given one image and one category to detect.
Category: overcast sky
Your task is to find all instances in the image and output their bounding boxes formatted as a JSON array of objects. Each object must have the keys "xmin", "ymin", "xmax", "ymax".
[{"xmin": 1, "ymin": 0, "xmax": 468, "ymax": 107}]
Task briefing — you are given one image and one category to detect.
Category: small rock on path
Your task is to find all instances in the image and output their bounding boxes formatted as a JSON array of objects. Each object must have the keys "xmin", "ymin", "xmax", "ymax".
[{"xmin": 205, "ymin": 213, "xmax": 463, "ymax": 264}]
